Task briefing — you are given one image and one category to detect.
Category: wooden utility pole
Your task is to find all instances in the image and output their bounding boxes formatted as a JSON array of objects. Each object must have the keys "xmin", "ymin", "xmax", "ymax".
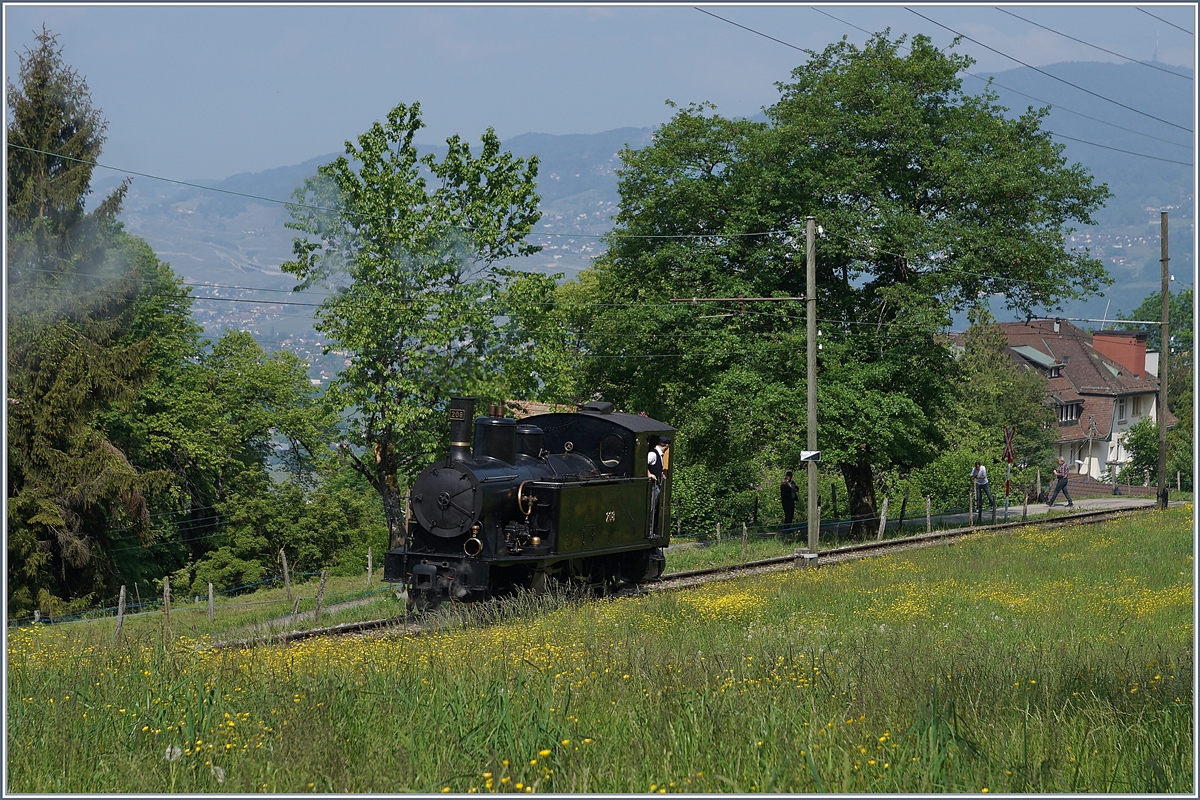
[
  {"xmin": 1158, "ymin": 211, "xmax": 1170, "ymax": 510},
  {"xmin": 114, "ymin": 585, "xmax": 126, "ymax": 646},
  {"xmin": 805, "ymin": 217, "xmax": 819, "ymax": 555},
  {"xmin": 162, "ymin": 576, "xmax": 171, "ymax": 644},
  {"xmin": 314, "ymin": 570, "xmax": 328, "ymax": 624},
  {"xmin": 280, "ymin": 549, "xmax": 292, "ymax": 602}
]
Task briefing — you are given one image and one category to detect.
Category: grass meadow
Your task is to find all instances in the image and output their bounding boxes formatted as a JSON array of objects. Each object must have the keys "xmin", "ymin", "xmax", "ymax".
[{"xmin": 7, "ymin": 506, "xmax": 1193, "ymax": 793}]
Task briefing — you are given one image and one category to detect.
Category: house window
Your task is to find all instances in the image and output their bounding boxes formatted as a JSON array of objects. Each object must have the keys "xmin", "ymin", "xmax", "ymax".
[
  {"xmin": 1058, "ymin": 403, "xmax": 1080, "ymax": 423},
  {"xmin": 1117, "ymin": 397, "xmax": 1127, "ymax": 422},
  {"xmin": 1132, "ymin": 395, "xmax": 1147, "ymax": 417}
]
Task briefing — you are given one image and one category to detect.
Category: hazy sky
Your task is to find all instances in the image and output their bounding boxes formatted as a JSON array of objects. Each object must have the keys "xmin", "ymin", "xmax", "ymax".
[{"xmin": 4, "ymin": 3, "xmax": 1196, "ymax": 181}]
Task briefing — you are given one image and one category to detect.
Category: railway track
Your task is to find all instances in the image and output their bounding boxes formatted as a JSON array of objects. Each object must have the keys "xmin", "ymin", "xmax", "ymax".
[
  {"xmin": 201, "ymin": 502, "xmax": 1160, "ymax": 650},
  {"xmin": 651, "ymin": 502, "xmax": 1158, "ymax": 592}
]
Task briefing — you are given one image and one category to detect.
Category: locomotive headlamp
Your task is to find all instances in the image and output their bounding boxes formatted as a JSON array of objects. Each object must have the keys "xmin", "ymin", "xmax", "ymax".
[
  {"xmin": 531, "ymin": 536, "xmax": 541, "ymax": 547},
  {"xmin": 471, "ymin": 523, "xmax": 481, "ymax": 535}
]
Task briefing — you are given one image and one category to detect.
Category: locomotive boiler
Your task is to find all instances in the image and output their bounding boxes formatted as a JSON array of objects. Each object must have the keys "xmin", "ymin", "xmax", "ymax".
[{"xmin": 383, "ymin": 397, "xmax": 674, "ymax": 608}]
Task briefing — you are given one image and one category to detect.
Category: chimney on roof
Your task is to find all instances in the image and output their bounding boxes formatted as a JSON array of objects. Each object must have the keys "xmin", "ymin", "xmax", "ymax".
[{"xmin": 1091, "ymin": 330, "xmax": 1147, "ymax": 378}]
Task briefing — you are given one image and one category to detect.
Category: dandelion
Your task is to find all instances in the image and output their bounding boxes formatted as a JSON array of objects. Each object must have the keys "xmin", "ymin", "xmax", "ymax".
[
  {"xmin": 211, "ymin": 766, "xmax": 225, "ymax": 784},
  {"xmin": 164, "ymin": 745, "xmax": 182, "ymax": 762},
  {"xmin": 539, "ymin": 749, "xmax": 551, "ymax": 757}
]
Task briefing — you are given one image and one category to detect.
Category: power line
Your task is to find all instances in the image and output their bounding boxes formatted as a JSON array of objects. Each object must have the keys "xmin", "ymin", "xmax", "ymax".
[
  {"xmin": 693, "ymin": 7, "xmax": 808, "ymax": 52},
  {"xmin": 701, "ymin": 6, "xmax": 1194, "ymax": 160},
  {"xmin": 1137, "ymin": 7, "xmax": 1194, "ymax": 35},
  {"xmin": 1046, "ymin": 131, "xmax": 1192, "ymax": 165},
  {"xmin": 995, "ymin": 7, "xmax": 1192, "ymax": 80},
  {"xmin": 812, "ymin": 6, "xmax": 1191, "ymax": 151},
  {"xmin": 906, "ymin": 7, "xmax": 1193, "ymax": 134}
]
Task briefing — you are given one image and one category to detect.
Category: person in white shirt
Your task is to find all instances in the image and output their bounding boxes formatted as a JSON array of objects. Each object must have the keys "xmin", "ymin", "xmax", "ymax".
[{"xmin": 971, "ymin": 461, "xmax": 996, "ymax": 521}]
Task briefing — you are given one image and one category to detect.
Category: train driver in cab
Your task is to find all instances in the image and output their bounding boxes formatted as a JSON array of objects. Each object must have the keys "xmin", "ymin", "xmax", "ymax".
[{"xmin": 648, "ymin": 436, "xmax": 670, "ymax": 536}]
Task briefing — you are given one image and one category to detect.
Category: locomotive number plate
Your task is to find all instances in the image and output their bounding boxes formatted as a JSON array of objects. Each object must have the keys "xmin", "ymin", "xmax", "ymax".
[
  {"xmin": 605, "ymin": 511, "xmax": 616, "ymax": 522},
  {"xmin": 449, "ymin": 409, "xmax": 466, "ymax": 421}
]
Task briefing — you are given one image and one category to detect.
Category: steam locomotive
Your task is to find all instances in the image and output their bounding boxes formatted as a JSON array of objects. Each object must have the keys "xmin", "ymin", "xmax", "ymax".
[{"xmin": 383, "ymin": 397, "xmax": 674, "ymax": 609}]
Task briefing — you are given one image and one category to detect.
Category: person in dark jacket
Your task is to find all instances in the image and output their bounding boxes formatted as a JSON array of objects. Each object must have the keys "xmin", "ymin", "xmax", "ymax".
[{"xmin": 781, "ymin": 471, "xmax": 799, "ymax": 525}]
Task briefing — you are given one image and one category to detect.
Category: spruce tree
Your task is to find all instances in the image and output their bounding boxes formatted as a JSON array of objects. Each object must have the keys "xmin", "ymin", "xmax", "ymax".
[{"xmin": 6, "ymin": 28, "xmax": 152, "ymax": 614}]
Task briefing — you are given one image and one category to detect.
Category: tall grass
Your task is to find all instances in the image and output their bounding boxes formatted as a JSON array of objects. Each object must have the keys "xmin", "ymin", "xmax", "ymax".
[{"xmin": 7, "ymin": 506, "xmax": 1192, "ymax": 793}]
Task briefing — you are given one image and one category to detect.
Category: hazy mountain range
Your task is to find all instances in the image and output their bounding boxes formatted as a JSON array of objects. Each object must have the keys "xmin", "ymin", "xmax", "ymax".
[{"xmin": 91, "ymin": 61, "xmax": 1193, "ymax": 367}]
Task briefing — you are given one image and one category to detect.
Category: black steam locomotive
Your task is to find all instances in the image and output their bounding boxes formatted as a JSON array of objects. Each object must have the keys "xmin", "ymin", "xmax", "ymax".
[{"xmin": 383, "ymin": 397, "xmax": 674, "ymax": 609}]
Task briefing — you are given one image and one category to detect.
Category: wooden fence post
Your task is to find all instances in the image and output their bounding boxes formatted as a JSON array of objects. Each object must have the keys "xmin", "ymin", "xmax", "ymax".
[
  {"xmin": 897, "ymin": 489, "xmax": 909, "ymax": 533},
  {"xmin": 292, "ymin": 595, "xmax": 301, "ymax": 617},
  {"xmin": 114, "ymin": 585, "xmax": 126, "ymax": 646},
  {"xmin": 831, "ymin": 483, "xmax": 838, "ymax": 521},
  {"xmin": 207, "ymin": 582, "xmax": 214, "ymax": 622},
  {"xmin": 1177, "ymin": 471, "xmax": 1181, "ymax": 493},
  {"xmin": 280, "ymin": 549, "xmax": 292, "ymax": 602},
  {"xmin": 741, "ymin": 522, "xmax": 748, "ymax": 563},
  {"xmin": 876, "ymin": 496, "xmax": 889, "ymax": 541},
  {"xmin": 366, "ymin": 547, "xmax": 373, "ymax": 587},
  {"xmin": 925, "ymin": 496, "xmax": 932, "ymax": 534},
  {"xmin": 162, "ymin": 576, "xmax": 171, "ymax": 644},
  {"xmin": 716, "ymin": 522, "xmax": 721, "ymax": 544},
  {"xmin": 314, "ymin": 570, "xmax": 328, "ymax": 624},
  {"xmin": 1022, "ymin": 492, "xmax": 1028, "ymax": 522},
  {"xmin": 1036, "ymin": 468, "xmax": 1041, "ymax": 500},
  {"xmin": 969, "ymin": 490, "xmax": 975, "ymax": 531}
]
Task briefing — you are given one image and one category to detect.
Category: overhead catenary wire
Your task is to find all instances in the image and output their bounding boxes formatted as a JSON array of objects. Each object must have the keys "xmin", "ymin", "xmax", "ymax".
[
  {"xmin": 994, "ymin": 7, "xmax": 1192, "ymax": 80},
  {"xmin": 810, "ymin": 7, "xmax": 1192, "ymax": 152},
  {"xmin": 697, "ymin": 6, "xmax": 1194, "ymax": 161},
  {"xmin": 906, "ymin": 7, "xmax": 1193, "ymax": 134},
  {"xmin": 1137, "ymin": 7, "xmax": 1194, "ymax": 36}
]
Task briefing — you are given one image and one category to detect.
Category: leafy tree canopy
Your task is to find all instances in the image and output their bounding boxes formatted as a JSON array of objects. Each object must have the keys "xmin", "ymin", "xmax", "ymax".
[
  {"xmin": 282, "ymin": 102, "xmax": 544, "ymax": 545},
  {"xmin": 569, "ymin": 31, "xmax": 1110, "ymax": 533}
]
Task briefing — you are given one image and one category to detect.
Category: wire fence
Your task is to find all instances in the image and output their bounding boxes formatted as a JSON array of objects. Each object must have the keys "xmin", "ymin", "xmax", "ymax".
[{"xmin": 6, "ymin": 569, "xmax": 341, "ymax": 628}]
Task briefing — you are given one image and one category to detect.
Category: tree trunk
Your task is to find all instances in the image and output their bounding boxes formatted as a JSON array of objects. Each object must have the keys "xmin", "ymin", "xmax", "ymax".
[
  {"xmin": 840, "ymin": 460, "xmax": 877, "ymax": 539},
  {"xmin": 381, "ymin": 487, "xmax": 407, "ymax": 550}
]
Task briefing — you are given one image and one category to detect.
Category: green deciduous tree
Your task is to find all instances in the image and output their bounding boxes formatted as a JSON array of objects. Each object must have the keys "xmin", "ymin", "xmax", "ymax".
[
  {"xmin": 282, "ymin": 102, "xmax": 542, "ymax": 545},
  {"xmin": 572, "ymin": 32, "xmax": 1109, "ymax": 535}
]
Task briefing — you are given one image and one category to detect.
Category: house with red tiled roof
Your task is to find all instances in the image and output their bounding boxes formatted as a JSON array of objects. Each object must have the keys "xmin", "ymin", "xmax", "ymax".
[{"xmin": 998, "ymin": 319, "xmax": 1174, "ymax": 479}]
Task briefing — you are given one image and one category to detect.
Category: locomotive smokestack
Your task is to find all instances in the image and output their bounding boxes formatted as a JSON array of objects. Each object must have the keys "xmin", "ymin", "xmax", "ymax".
[{"xmin": 449, "ymin": 397, "xmax": 475, "ymax": 461}]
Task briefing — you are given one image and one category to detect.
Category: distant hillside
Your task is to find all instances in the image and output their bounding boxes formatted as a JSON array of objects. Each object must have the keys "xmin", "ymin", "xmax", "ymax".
[
  {"xmin": 92, "ymin": 60, "xmax": 1192, "ymax": 364},
  {"xmin": 979, "ymin": 60, "xmax": 1194, "ymax": 321}
]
